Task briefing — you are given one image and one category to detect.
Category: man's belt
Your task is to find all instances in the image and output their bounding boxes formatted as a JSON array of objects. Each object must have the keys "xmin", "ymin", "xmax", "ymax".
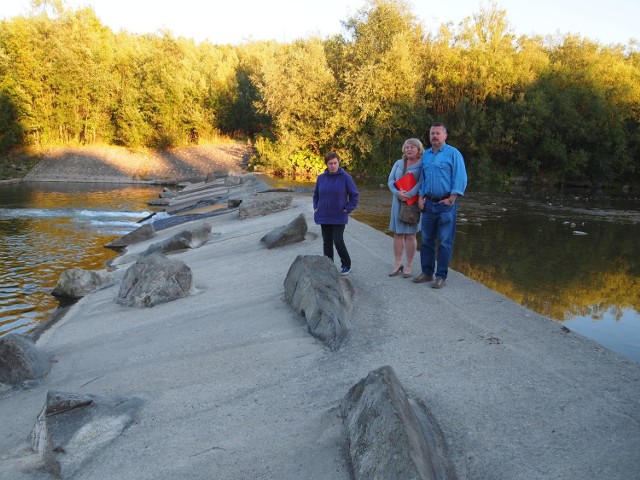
[{"xmin": 424, "ymin": 193, "xmax": 451, "ymax": 202}]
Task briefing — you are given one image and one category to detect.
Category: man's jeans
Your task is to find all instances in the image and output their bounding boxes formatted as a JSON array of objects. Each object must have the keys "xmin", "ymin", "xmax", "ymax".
[{"xmin": 420, "ymin": 201, "xmax": 458, "ymax": 280}]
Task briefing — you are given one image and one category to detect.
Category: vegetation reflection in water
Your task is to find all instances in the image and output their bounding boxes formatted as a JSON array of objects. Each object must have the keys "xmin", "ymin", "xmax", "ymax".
[
  {"xmin": 269, "ymin": 176, "xmax": 640, "ymax": 361},
  {"xmin": 0, "ymin": 183, "xmax": 161, "ymax": 336}
]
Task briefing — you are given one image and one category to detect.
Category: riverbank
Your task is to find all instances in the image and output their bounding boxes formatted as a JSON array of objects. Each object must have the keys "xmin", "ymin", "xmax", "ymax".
[
  {"xmin": 1, "ymin": 177, "xmax": 639, "ymax": 479},
  {"xmin": 3, "ymin": 143, "xmax": 252, "ymax": 184}
]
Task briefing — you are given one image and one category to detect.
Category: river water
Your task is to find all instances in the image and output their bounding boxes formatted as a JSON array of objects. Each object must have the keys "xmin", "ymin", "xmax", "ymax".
[
  {"xmin": 1, "ymin": 180, "xmax": 639, "ymax": 363},
  {"xmin": 0, "ymin": 182, "xmax": 161, "ymax": 337}
]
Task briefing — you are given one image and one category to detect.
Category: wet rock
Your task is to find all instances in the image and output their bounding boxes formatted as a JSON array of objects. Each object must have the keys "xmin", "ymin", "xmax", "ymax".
[
  {"xmin": 283, "ymin": 255, "xmax": 351, "ymax": 350},
  {"xmin": 51, "ymin": 268, "xmax": 114, "ymax": 299},
  {"xmin": 261, "ymin": 213, "xmax": 307, "ymax": 249},
  {"xmin": 116, "ymin": 253, "xmax": 192, "ymax": 308},
  {"xmin": 0, "ymin": 334, "xmax": 51, "ymax": 385},
  {"xmin": 30, "ymin": 391, "xmax": 144, "ymax": 479},
  {"xmin": 341, "ymin": 365, "xmax": 455, "ymax": 480},
  {"xmin": 105, "ymin": 223, "xmax": 156, "ymax": 250}
]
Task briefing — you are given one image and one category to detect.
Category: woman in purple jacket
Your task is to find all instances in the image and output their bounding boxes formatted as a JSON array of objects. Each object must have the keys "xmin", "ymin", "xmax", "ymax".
[{"xmin": 313, "ymin": 152, "xmax": 359, "ymax": 275}]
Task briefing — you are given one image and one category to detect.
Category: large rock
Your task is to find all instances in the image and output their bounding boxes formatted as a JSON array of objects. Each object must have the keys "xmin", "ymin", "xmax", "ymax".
[
  {"xmin": 225, "ymin": 172, "xmax": 262, "ymax": 187},
  {"xmin": 283, "ymin": 255, "xmax": 351, "ymax": 350},
  {"xmin": 116, "ymin": 253, "xmax": 192, "ymax": 308},
  {"xmin": 0, "ymin": 334, "xmax": 51, "ymax": 385},
  {"xmin": 51, "ymin": 268, "xmax": 114, "ymax": 299},
  {"xmin": 143, "ymin": 222, "xmax": 212, "ymax": 256},
  {"xmin": 228, "ymin": 186, "xmax": 257, "ymax": 208},
  {"xmin": 260, "ymin": 213, "xmax": 308, "ymax": 248},
  {"xmin": 30, "ymin": 391, "xmax": 144, "ymax": 479},
  {"xmin": 239, "ymin": 192, "xmax": 292, "ymax": 219},
  {"xmin": 341, "ymin": 365, "xmax": 455, "ymax": 480}
]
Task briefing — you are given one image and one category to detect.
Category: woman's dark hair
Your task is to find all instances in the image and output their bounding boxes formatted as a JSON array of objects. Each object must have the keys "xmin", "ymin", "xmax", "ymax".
[{"xmin": 324, "ymin": 152, "xmax": 339, "ymax": 164}]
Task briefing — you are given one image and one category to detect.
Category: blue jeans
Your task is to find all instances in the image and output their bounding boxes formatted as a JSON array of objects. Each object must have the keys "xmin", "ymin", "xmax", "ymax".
[{"xmin": 420, "ymin": 201, "xmax": 458, "ymax": 279}]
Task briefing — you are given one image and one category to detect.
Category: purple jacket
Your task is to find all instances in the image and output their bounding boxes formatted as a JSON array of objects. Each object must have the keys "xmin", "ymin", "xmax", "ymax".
[{"xmin": 313, "ymin": 167, "xmax": 359, "ymax": 225}]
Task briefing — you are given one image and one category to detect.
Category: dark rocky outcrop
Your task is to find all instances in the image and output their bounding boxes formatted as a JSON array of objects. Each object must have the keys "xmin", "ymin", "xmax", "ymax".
[
  {"xmin": 283, "ymin": 255, "xmax": 351, "ymax": 350},
  {"xmin": 105, "ymin": 223, "xmax": 156, "ymax": 250},
  {"xmin": 116, "ymin": 253, "xmax": 192, "ymax": 308},
  {"xmin": 341, "ymin": 366, "xmax": 455, "ymax": 480},
  {"xmin": 30, "ymin": 391, "xmax": 144, "ymax": 479},
  {"xmin": 143, "ymin": 222, "xmax": 212, "ymax": 256},
  {"xmin": 260, "ymin": 213, "xmax": 308, "ymax": 248},
  {"xmin": 51, "ymin": 268, "xmax": 114, "ymax": 299},
  {"xmin": 0, "ymin": 334, "xmax": 51, "ymax": 385},
  {"xmin": 239, "ymin": 192, "xmax": 293, "ymax": 219}
]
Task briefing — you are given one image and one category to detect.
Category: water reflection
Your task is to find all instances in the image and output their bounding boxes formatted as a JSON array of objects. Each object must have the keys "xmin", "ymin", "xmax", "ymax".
[
  {"xmin": 1, "ymin": 179, "xmax": 638, "ymax": 362},
  {"xmin": 0, "ymin": 183, "xmax": 161, "ymax": 336},
  {"xmin": 346, "ymin": 181, "xmax": 640, "ymax": 362}
]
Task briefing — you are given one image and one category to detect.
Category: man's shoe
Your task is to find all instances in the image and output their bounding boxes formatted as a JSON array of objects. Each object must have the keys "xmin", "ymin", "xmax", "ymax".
[
  {"xmin": 412, "ymin": 273, "xmax": 433, "ymax": 283},
  {"xmin": 431, "ymin": 278, "xmax": 446, "ymax": 289},
  {"xmin": 341, "ymin": 266, "xmax": 351, "ymax": 276}
]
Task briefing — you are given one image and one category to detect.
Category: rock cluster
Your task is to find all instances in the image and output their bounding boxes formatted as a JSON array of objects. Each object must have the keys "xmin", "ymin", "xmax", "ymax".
[{"xmin": 2, "ymin": 174, "xmax": 459, "ymax": 479}]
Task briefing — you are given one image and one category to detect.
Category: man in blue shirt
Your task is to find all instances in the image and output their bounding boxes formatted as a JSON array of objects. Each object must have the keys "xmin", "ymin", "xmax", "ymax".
[{"xmin": 413, "ymin": 123, "xmax": 468, "ymax": 288}]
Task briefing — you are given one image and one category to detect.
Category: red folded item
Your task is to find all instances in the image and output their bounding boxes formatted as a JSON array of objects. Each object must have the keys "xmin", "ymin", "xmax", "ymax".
[{"xmin": 394, "ymin": 172, "xmax": 419, "ymax": 205}]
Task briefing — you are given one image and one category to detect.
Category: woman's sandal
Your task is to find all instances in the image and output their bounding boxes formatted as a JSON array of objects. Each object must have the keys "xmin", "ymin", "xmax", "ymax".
[{"xmin": 388, "ymin": 265, "xmax": 404, "ymax": 277}]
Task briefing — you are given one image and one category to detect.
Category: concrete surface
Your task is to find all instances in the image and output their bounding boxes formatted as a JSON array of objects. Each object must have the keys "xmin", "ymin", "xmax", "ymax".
[{"xmin": 1, "ymin": 194, "xmax": 640, "ymax": 479}]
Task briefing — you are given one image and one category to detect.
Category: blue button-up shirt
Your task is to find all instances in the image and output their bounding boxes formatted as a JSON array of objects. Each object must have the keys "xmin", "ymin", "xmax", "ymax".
[{"xmin": 419, "ymin": 143, "xmax": 467, "ymax": 198}]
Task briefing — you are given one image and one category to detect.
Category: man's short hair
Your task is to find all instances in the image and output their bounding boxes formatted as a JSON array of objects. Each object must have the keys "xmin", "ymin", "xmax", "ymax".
[{"xmin": 431, "ymin": 122, "xmax": 448, "ymax": 133}]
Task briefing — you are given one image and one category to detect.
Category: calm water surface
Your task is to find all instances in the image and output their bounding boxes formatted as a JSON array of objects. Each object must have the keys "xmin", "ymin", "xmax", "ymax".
[
  {"xmin": 1, "ymin": 180, "xmax": 639, "ymax": 363},
  {"xmin": 349, "ymin": 181, "xmax": 640, "ymax": 363},
  {"xmin": 0, "ymin": 182, "xmax": 161, "ymax": 336}
]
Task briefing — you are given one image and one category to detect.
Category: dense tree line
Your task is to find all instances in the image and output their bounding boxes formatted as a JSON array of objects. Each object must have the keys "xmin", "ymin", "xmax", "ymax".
[{"xmin": 1, "ymin": 0, "xmax": 639, "ymax": 184}]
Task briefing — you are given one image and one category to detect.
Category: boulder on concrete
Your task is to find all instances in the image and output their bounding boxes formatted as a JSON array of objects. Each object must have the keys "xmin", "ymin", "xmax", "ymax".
[
  {"xmin": 225, "ymin": 174, "xmax": 245, "ymax": 186},
  {"xmin": 143, "ymin": 222, "xmax": 212, "ymax": 256},
  {"xmin": 116, "ymin": 253, "xmax": 192, "ymax": 308},
  {"xmin": 261, "ymin": 213, "xmax": 308, "ymax": 248},
  {"xmin": 51, "ymin": 268, "xmax": 114, "ymax": 299},
  {"xmin": 30, "ymin": 391, "xmax": 144, "ymax": 479},
  {"xmin": 228, "ymin": 185, "xmax": 257, "ymax": 208},
  {"xmin": 105, "ymin": 223, "xmax": 155, "ymax": 250},
  {"xmin": 341, "ymin": 365, "xmax": 455, "ymax": 480},
  {"xmin": 0, "ymin": 334, "xmax": 51, "ymax": 385},
  {"xmin": 225, "ymin": 172, "xmax": 261, "ymax": 187},
  {"xmin": 283, "ymin": 255, "xmax": 351, "ymax": 350},
  {"xmin": 239, "ymin": 192, "xmax": 292, "ymax": 219}
]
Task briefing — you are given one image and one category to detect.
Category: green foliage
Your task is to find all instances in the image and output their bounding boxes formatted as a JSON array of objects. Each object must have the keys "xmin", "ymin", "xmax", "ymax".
[
  {"xmin": 0, "ymin": 0, "xmax": 639, "ymax": 184},
  {"xmin": 249, "ymin": 136, "xmax": 325, "ymax": 179}
]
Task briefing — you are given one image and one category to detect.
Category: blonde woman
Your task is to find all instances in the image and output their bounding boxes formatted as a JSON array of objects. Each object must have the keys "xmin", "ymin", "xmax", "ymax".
[{"xmin": 387, "ymin": 138, "xmax": 424, "ymax": 277}]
